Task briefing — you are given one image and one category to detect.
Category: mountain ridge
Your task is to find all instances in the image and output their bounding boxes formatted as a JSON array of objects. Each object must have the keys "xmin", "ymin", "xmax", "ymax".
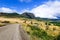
[{"xmin": 0, "ymin": 12, "xmax": 60, "ymax": 21}]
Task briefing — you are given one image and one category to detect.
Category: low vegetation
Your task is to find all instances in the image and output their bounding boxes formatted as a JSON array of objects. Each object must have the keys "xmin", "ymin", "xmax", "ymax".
[
  {"xmin": 0, "ymin": 12, "xmax": 60, "ymax": 40},
  {"xmin": 0, "ymin": 23, "xmax": 6, "ymax": 27},
  {"xmin": 1, "ymin": 21, "xmax": 10, "ymax": 23},
  {"xmin": 49, "ymin": 22, "xmax": 60, "ymax": 26}
]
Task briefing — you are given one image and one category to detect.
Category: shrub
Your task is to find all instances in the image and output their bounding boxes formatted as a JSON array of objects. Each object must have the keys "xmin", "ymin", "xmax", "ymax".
[
  {"xmin": 23, "ymin": 20, "xmax": 26, "ymax": 23},
  {"xmin": 45, "ymin": 22, "xmax": 48, "ymax": 25},
  {"xmin": 2, "ymin": 21, "xmax": 10, "ymax": 23},
  {"xmin": 31, "ymin": 21, "xmax": 33, "ymax": 24},
  {"xmin": 27, "ymin": 31, "xmax": 30, "ymax": 34},
  {"xmin": 54, "ymin": 35, "xmax": 60, "ymax": 40},
  {"xmin": 57, "ymin": 35, "xmax": 60, "ymax": 40},
  {"xmin": 30, "ymin": 25, "xmax": 40, "ymax": 30},
  {"xmin": 15, "ymin": 22, "xmax": 18, "ymax": 23}
]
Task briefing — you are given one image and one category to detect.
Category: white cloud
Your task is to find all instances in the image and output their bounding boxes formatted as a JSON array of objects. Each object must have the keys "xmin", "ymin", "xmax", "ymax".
[
  {"xmin": 30, "ymin": 1, "xmax": 60, "ymax": 19},
  {"xmin": 19, "ymin": 8, "xmax": 31, "ymax": 14},
  {"xmin": 0, "ymin": 7, "xmax": 17, "ymax": 13},
  {"xmin": 19, "ymin": 0, "xmax": 32, "ymax": 2}
]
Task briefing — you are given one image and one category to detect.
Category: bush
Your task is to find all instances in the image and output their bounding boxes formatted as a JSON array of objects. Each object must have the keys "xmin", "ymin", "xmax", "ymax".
[
  {"xmin": 45, "ymin": 22, "xmax": 51, "ymax": 25},
  {"xmin": 15, "ymin": 22, "xmax": 18, "ymax": 23},
  {"xmin": 2, "ymin": 21, "xmax": 10, "ymax": 23},
  {"xmin": 57, "ymin": 35, "xmax": 60, "ymax": 40},
  {"xmin": 27, "ymin": 31, "xmax": 30, "ymax": 34},
  {"xmin": 54, "ymin": 35, "xmax": 60, "ymax": 40},
  {"xmin": 30, "ymin": 25, "xmax": 40, "ymax": 30},
  {"xmin": 45, "ymin": 22, "xmax": 48, "ymax": 25}
]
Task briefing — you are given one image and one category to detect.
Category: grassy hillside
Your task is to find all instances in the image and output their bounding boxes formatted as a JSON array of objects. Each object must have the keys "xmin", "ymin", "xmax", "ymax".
[{"xmin": 0, "ymin": 12, "xmax": 60, "ymax": 40}]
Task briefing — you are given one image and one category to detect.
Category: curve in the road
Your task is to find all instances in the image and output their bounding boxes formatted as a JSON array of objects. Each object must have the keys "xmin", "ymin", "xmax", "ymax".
[{"xmin": 0, "ymin": 24, "xmax": 30, "ymax": 40}]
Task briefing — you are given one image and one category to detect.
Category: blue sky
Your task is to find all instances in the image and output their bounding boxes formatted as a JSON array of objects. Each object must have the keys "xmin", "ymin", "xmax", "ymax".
[
  {"xmin": 0, "ymin": 0, "xmax": 48, "ymax": 11},
  {"xmin": 0, "ymin": 0, "xmax": 60, "ymax": 19}
]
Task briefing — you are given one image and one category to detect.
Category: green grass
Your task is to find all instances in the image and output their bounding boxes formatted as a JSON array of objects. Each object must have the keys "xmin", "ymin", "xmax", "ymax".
[
  {"xmin": 49, "ymin": 22, "xmax": 60, "ymax": 26},
  {"xmin": 0, "ymin": 17, "xmax": 60, "ymax": 40},
  {"xmin": 27, "ymin": 25, "xmax": 55, "ymax": 40}
]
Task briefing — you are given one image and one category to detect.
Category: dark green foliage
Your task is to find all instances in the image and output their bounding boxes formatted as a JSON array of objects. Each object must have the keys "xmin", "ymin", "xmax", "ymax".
[
  {"xmin": 56, "ymin": 35, "xmax": 60, "ymax": 40},
  {"xmin": 54, "ymin": 35, "xmax": 60, "ymax": 40},
  {"xmin": 30, "ymin": 25, "xmax": 40, "ymax": 30},
  {"xmin": 48, "ymin": 23, "xmax": 51, "ymax": 25},
  {"xmin": 45, "ymin": 22, "xmax": 51, "ymax": 25},
  {"xmin": 45, "ymin": 22, "xmax": 48, "ymax": 25},
  {"xmin": 50, "ymin": 22, "xmax": 60, "ymax": 26},
  {"xmin": 27, "ymin": 31, "xmax": 30, "ymax": 34},
  {"xmin": 45, "ymin": 22, "xmax": 49, "ymax": 30},
  {"xmin": 32, "ymin": 29, "xmax": 47, "ymax": 38},
  {"xmin": 2, "ymin": 21, "xmax": 10, "ymax": 23},
  {"xmin": 28, "ymin": 25, "xmax": 54, "ymax": 40},
  {"xmin": 35, "ymin": 17, "xmax": 50, "ymax": 21},
  {"xmin": 0, "ymin": 12, "xmax": 20, "ymax": 18}
]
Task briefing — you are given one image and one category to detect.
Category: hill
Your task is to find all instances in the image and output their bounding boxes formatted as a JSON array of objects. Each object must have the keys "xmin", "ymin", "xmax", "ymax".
[
  {"xmin": 0, "ymin": 12, "xmax": 35, "ymax": 19},
  {"xmin": 0, "ymin": 12, "xmax": 60, "ymax": 21},
  {"xmin": 0, "ymin": 12, "xmax": 60, "ymax": 40}
]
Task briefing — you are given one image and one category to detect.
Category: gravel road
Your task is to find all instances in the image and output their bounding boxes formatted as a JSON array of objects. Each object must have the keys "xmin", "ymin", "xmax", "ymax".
[{"xmin": 0, "ymin": 24, "xmax": 30, "ymax": 40}]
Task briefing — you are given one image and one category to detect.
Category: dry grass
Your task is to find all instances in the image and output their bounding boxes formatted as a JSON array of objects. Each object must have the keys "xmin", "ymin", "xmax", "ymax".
[{"xmin": 0, "ymin": 17, "xmax": 60, "ymax": 40}]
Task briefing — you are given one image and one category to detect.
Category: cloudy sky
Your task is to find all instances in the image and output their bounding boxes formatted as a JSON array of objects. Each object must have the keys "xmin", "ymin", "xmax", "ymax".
[{"xmin": 0, "ymin": 0, "xmax": 60, "ymax": 19}]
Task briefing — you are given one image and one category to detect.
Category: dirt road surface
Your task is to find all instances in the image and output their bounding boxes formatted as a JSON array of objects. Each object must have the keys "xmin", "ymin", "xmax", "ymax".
[{"xmin": 0, "ymin": 24, "xmax": 30, "ymax": 40}]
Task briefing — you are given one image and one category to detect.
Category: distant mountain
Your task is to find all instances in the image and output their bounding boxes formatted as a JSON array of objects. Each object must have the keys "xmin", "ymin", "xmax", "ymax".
[
  {"xmin": 35, "ymin": 17, "xmax": 60, "ymax": 21},
  {"xmin": 0, "ymin": 12, "xmax": 60, "ymax": 21},
  {"xmin": 0, "ymin": 12, "xmax": 20, "ymax": 17},
  {"xmin": 0, "ymin": 12, "xmax": 35, "ymax": 19},
  {"xmin": 21, "ymin": 12, "xmax": 35, "ymax": 19}
]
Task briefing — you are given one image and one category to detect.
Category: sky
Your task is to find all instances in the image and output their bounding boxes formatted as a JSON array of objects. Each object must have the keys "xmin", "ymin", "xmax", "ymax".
[{"xmin": 0, "ymin": 0, "xmax": 60, "ymax": 19}]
